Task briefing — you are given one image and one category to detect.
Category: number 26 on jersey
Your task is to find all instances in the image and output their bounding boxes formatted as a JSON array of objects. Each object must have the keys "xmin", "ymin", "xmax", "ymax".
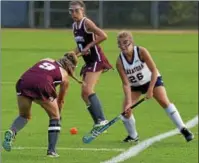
[{"xmin": 128, "ymin": 73, "xmax": 144, "ymax": 83}]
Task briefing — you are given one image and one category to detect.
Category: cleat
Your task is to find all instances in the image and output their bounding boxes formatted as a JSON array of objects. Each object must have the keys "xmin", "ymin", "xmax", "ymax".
[
  {"xmin": 47, "ymin": 151, "xmax": 59, "ymax": 158},
  {"xmin": 2, "ymin": 130, "xmax": 15, "ymax": 152},
  {"xmin": 83, "ymin": 120, "xmax": 109, "ymax": 144},
  {"xmin": 123, "ymin": 135, "xmax": 139, "ymax": 143},
  {"xmin": 180, "ymin": 128, "xmax": 194, "ymax": 142},
  {"xmin": 90, "ymin": 120, "xmax": 109, "ymax": 134}
]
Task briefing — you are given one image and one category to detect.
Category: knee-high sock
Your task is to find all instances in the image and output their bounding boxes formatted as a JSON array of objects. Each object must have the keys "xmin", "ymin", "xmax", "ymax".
[
  {"xmin": 10, "ymin": 116, "xmax": 28, "ymax": 135},
  {"xmin": 121, "ymin": 115, "xmax": 138, "ymax": 139},
  {"xmin": 165, "ymin": 103, "xmax": 186, "ymax": 130},
  {"xmin": 88, "ymin": 93, "xmax": 105, "ymax": 124},
  {"xmin": 48, "ymin": 119, "xmax": 61, "ymax": 152}
]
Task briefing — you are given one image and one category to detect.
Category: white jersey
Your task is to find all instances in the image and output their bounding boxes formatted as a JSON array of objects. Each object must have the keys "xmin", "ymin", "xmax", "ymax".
[{"xmin": 120, "ymin": 46, "xmax": 160, "ymax": 87}]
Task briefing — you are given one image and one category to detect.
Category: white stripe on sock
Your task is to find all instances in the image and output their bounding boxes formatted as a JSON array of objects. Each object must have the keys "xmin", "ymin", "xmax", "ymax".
[{"xmin": 48, "ymin": 126, "xmax": 61, "ymax": 131}]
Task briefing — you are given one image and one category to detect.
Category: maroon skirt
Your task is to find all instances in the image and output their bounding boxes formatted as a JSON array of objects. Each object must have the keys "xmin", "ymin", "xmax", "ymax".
[
  {"xmin": 80, "ymin": 58, "xmax": 113, "ymax": 77},
  {"xmin": 16, "ymin": 77, "xmax": 57, "ymax": 101}
]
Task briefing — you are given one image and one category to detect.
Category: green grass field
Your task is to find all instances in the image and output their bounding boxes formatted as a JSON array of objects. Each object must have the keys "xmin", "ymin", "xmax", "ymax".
[{"xmin": 1, "ymin": 29, "xmax": 198, "ymax": 163}]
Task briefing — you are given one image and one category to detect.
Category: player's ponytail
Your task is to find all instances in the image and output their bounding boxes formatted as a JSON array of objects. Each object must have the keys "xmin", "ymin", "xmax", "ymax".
[{"xmin": 57, "ymin": 52, "xmax": 83, "ymax": 84}]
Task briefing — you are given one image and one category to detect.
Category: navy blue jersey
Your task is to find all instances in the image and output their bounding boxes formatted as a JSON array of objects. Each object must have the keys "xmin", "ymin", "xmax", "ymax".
[{"xmin": 72, "ymin": 17, "xmax": 106, "ymax": 65}]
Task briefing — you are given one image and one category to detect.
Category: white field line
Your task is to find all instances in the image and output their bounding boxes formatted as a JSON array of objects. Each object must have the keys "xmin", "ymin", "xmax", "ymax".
[
  {"xmin": 102, "ymin": 115, "xmax": 198, "ymax": 163},
  {"xmin": 12, "ymin": 146, "xmax": 125, "ymax": 152},
  {"xmin": 0, "ymin": 82, "xmax": 15, "ymax": 85}
]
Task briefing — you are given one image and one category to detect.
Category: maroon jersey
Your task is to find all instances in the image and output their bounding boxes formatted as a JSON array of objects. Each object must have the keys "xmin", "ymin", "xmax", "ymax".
[
  {"xmin": 72, "ymin": 17, "xmax": 107, "ymax": 65},
  {"xmin": 16, "ymin": 60, "xmax": 62, "ymax": 101},
  {"xmin": 21, "ymin": 60, "xmax": 62, "ymax": 86}
]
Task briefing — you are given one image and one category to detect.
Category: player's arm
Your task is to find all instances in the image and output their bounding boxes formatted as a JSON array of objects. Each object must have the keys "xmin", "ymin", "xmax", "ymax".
[
  {"xmin": 116, "ymin": 57, "xmax": 132, "ymax": 109},
  {"xmin": 140, "ymin": 47, "xmax": 158, "ymax": 92},
  {"xmin": 84, "ymin": 18, "xmax": 107, "ymax": 49},
  {"xmin": 57, "ymin": 75, "xmax": 69, "ymax": 112}
]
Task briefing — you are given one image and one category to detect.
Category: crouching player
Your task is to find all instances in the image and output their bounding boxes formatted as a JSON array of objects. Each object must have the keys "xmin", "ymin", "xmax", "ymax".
[
  {"xmin": 116, "ymin": 31, "xmax": 194, "ymax": 143},
  {"xmin": 2, "ymin": 52, "xmax": 80, "ymax": 157}
]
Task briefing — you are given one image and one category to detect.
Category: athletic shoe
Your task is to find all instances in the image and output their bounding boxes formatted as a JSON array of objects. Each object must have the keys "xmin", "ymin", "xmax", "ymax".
[
  {"xmin": 47, "ymin": 151, "xmax": 59, "ymax": 157},
  {"xmin": 123, "ymin": 135, "xmax": 139, "ymax": 143},
  {"xmin": 2, "ymin": 130, "xmax": 15, "ymax": 152},
  {"xmin": 180, "ymin": 128, "xmax": 194, "ymax": 142},
  {"xmin": 90, "ymin": 120, "xmax": 109, "ymax": 134}
]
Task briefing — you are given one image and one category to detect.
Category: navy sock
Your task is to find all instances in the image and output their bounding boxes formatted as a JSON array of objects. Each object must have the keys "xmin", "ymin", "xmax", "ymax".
[
  {"xmin": 48, "ymin": 119, "xmax": 61, "ymax": 152},
  {"xmin": 10, "ymin": 116, "xmax": 28, "ymax": 135},
  {"xmin": 87, "ymin": 105, "xmax": 98, "ymax": 124},
  {"xmin": 88, "ymin": 93, "xmax": 106, "ymax": 124}
]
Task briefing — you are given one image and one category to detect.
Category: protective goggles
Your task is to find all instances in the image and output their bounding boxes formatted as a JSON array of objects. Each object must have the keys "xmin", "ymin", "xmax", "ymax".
[
  {"xmin": 69, "ymin": 7, "xmax": 82, "ymax": 14},
  {"xmin": 118, "ymin": 40, "xmax": 132, "ymax": 48}
]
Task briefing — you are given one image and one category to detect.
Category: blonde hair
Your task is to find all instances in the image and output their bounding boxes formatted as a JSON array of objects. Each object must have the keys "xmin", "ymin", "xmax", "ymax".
[
  {"xmin": 57, "ymin": 52, "xmax": 82, "ymax": 84},
  {"xmin": 117, "ymin": 31, "xmax": 133, "ymax": 41}
]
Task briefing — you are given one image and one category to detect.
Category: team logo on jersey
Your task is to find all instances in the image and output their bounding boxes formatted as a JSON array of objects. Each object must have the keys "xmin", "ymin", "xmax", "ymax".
[
  {"xmin": 75, "ymin": 36, "xmax": 85, "ymax": 42},
  {"xmin": 126, "ymin": 64, "xmax": 144, "ymax": 74}
]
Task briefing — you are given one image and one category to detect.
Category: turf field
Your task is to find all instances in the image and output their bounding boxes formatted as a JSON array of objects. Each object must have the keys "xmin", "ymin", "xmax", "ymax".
[{"xmin": 1, "ymin": 29, "xmax": 198, "ymax": 163}]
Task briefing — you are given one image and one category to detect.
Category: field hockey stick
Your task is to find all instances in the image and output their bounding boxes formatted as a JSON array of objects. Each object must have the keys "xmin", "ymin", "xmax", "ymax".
[{"xmin": 82, "ymin": 97, "xmax": 146, "ymax": 144}]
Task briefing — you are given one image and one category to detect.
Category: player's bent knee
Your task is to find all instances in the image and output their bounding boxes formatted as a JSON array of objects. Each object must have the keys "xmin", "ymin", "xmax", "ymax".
[
  {"xmin": 163, "ymin": 102, "xmax": 174, "ymax": 109},
  {"xmin": 48, "ymin": 111, "xmax": 60, "ymax": 120},
  {"xmin": 159, "ymin": 100, "xmax": 170, "ymax": 109},
  {"xmin": 82, "ymin": 86, "xmax": 93, "ymax": 97},
  {"xmin": 154, "ymin": 96, "xmax": 170, "ymax": 108}
]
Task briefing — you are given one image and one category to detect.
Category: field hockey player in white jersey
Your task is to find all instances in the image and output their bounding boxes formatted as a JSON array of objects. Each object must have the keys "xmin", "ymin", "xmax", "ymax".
[{"xmin": 116, "ymin": 31, "xmax": 194, "ymax": 143}]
